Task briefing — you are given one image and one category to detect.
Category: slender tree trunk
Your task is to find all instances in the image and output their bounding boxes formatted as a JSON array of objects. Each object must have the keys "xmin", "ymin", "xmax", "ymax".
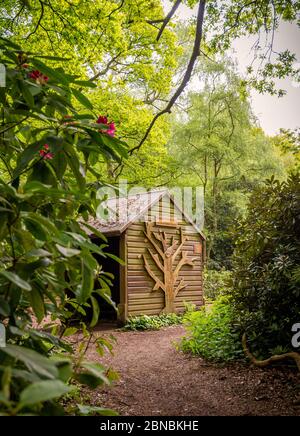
[{"xmin": 207, "ymin": 158, "xmax": 221, "ymax": 260}]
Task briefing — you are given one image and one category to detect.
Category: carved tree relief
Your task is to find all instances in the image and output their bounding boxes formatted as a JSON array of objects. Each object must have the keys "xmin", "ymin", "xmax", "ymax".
[{"xmin": 140, "ymin": 222, "xmax": 197, "ymax": 313}]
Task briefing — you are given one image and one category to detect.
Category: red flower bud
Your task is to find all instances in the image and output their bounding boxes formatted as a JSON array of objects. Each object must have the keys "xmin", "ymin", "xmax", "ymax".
[
  {"xmin": 39, "ymin": 144, "xmax": 54, "ymax": 159},
  {"xmin": 96, "ymin": 115, "xmax": 116, "ymax": 137}
]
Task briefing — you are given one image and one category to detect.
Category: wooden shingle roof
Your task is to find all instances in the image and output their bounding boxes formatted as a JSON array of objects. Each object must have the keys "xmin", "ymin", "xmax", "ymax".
[{"xmin": 82, "ymin": 189, "xmax": 205, "ymax": 239}]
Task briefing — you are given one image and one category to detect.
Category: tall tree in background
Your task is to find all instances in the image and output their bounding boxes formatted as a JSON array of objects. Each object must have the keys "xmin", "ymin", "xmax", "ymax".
[{"xmin": 168, "ymin": 60, "xmax": 287, "ymax": 267}]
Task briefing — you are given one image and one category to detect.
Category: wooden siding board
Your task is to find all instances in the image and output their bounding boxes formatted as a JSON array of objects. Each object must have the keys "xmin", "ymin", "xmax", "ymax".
[{"xmin": 118, "ymin": 232, "xmax": 128, "ymax": 323}]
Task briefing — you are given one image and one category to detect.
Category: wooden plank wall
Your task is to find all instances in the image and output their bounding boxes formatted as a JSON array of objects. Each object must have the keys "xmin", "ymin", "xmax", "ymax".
[{"xmin": 125, "ymin": 196, "xmax": 204, "ymax": 316}]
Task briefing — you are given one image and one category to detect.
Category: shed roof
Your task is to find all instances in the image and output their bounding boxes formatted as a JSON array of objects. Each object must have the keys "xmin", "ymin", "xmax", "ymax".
[{"xmin": 82, "ymin": 189, "xmax": 205, "ymax": 239}]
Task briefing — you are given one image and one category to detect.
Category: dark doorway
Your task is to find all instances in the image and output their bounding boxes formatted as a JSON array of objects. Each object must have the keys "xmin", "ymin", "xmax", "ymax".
[{"xmin": 92, "ymin": 236, "xmax": 120, "ymax": 320}]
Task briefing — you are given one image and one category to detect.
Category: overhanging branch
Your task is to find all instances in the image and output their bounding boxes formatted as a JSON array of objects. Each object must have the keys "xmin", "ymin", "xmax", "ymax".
[
  {"xmin": 156, "ymin": 0, "xmax": 182, "ymax": 42},
  {"xmin": 129, "ymin": 0, "xmax": 206, "ymax": 155}
]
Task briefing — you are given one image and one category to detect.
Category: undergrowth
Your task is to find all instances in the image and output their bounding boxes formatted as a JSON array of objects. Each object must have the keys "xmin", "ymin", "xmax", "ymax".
[
  {"xmin": 123, "ymin": 313, "xmax": 183, "ymax": 331},
  {"xmin": 180, "ymin": 297, "xmax": 244, "ymax": 362}
]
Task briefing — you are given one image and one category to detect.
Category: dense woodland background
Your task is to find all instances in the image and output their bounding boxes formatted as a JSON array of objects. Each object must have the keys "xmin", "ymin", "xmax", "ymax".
[{"xmin": 0, "ymin": 0, "xmax": 299, "ymax": 415}]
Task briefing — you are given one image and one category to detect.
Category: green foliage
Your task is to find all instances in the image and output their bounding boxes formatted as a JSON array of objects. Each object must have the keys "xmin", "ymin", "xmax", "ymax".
[
  {"xmin": 180, "ymin": 297, "xmax": 243, "ymax": 362},
  {"xmin": 205, "ymin": 1, "xmax": 300, "ymax": 96},
  {"xmin": 0, "ymin": 0, "xmax": 180, "ymax": 181},
  {"xmin": 0, "ymin": 39, "xmax": 125, "ymax": 415},
  {"xmin": 204, "ymin": 269, "xmax": 232, "ymax": 301},
  {"xmin": 168, "ymin": 59, "xmax": 287, "ymax": 267},
  {"xmin": 273, "ymin": 128, "xmax": 300, "ymax": 171},
  {"xmin": 123, "ymin": 313, "xmax": 183, "ymax": 331},
  {"xmin": 229, "ymin": 173, "xmax": 300, "ymax": 357}
]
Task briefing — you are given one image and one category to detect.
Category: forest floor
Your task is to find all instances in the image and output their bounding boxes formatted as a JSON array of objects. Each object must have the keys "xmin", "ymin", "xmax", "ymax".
[{"xmin": 84, "ymin": 325, "xmax": 300, "ymax": 416}]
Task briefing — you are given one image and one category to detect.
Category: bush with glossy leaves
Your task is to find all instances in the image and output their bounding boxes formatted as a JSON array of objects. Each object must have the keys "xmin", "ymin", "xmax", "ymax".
[
  {"xmin": 0, "ymin": 38, "xmax": 127, "ymax": 415},
  {"xmin": 229, "ymin": 173, "xmax": 300, "ymax": 357}
]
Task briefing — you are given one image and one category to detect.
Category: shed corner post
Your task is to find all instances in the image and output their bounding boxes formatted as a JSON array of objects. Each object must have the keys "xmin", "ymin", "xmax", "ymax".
[{"xmin": 118, "ymin": 231, "xmax": 128, "ymax": 325}]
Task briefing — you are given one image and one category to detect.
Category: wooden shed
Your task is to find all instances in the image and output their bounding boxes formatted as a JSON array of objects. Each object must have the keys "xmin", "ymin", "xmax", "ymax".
[{"xmin": 85, "ymin": 190, "xmax": 205, "ymax": 323}]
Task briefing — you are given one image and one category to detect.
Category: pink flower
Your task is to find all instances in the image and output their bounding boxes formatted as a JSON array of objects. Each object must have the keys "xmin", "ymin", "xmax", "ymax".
[
  {"xmin": 96, "ymin": 115, "xmax": 116, "ymax": 137},
  {"xmin": 39, "ymin": 144, "xmax": 53, "ymax": 159},
  {"xmin": 107, "ymin": 122, "xmax": 116, "ymax": 137},
  {"xmin": 28, "ymin": 70, "xmax": 49, "ymax": 85},
  {"xmin": 44, "ymin": 152, "xmax": 54, "ymax": 159}
]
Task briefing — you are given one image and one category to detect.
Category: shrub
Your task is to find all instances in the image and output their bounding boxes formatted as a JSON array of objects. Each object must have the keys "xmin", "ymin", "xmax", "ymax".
[
  {"xmin": 229, "ymin": 173, "xmax": 300, "ymax": 357},
  {"xmin": 0, "ymin": 40, "xmax": 126, "ymax": 415},
  {"xmin": 180, "ymin": 297, "xmax": 243, "ymax": 362}
]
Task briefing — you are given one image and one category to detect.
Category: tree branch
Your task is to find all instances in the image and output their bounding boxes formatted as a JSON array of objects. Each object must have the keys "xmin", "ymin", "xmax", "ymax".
[
  {"xmin": 174, "ymin": 251, "xmax": 196, "ymax": 279},
  {"xmin": 26, "ymin": 0, "xmax": 45, "ymax": 39},
  {"xmin": 89, "ymin": 52, "xmax": 123, "ymax": 81},
  {"xmin": 129, "ymin": 0, "xmax": 206, "ymax": 155},
  {"xmin": 172, "ymin": 228, "xmax": 187, "ymax": 261},
  {"xmin": 242, "ymin": 333, "xmax": 300, "ymax": 372},
  {"xmin": 156, "ymin": 0, "xmax": 182, "ymax": 42},
  {"xmin": 147, "ymin": 248, "xmax": 164, "ymax": 272},
  {"xmin": 174, "ymin": 278, "xmax": 186, "ymax": 296},
  {"xmin": 144, "ymin": 222, "xmax": 164, "ymax": 258},
  {"xmin": 106, "ymin": 0, "xmax": 125, "ymax": 20}
]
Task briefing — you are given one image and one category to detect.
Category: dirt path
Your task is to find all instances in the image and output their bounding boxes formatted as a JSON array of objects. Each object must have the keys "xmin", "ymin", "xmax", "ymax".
[{"xmin": 86, "ymin": 325, "xmax": 300, "ymax": 416}]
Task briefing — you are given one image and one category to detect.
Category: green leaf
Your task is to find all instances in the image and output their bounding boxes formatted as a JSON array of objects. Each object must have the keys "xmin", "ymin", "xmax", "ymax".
[
  {"xmin": 0, "ymin": 37, "xmax": 21, "ymax": 50},
  {"xmin": 29, "ymin": 288, "xmax": 45, "ymax": 323},
  {"xmin": 73, "ymin": 81, "xmax": 97, "ymax": 88},
  {"xmin": 0, "ymin": 271, "xmax": 32, "ymax": 291},
  {"xmin": 72, "ymin": 88, "xmax": 93, "ymax": 110},
  {"xmin": 19, "ymin": 80, "xmax": 34, "ymax": 107},
  {"xmin": 81, "ymin": 249, "xmax": 98, "ymax": 271},
  {"xmin": 80, "ymin": 362, "xmax": 109, "ymax": 385},
  {"xmin": 19, "ymin": 380, "xmax": 72, "ymax": 407},
  {"xmin": 62, "ymin": 327, "xmax": 78, "ymax": 337},
  {"xmin": 64, "ymin": 148, "xmax": 86, "ymax": 190},
  {"xmin": 33, "ymin": 55, "xmax": 70, "ymax": 61},
  {"xmin": 52, "ymin": 151, "xmax": 67, "ymax": 179},
  {"xmin": 76, "ymin": 261, "xmax": 93, "ymax": 304},
  {"xmin": 106, "ymin": 252, "xmax": 125, "ymax": 265},
  {"xmin": 1, "ymin": 366, "xmax": 11, "ymax": 400},
  {"xmin": 77, "ymin": 404, "xmax": 118, "ymax": 416},
  {"xmin": 100, "ymin": 134, "xmax": 128, "ymax": 159},
  {"xmin": 26, "ymin": 249, "xmax": 52, "ymax": 258},
  {"xmin": 76, "ymin": 373, "xmax": 101, "ymax": 388},
  {"xmin": 2, "ymin": 345, "xmax": 58, "ymax": 379},
  {"xmin": 13, "ymin": 141, "xmax": 41, "ymax": 178},
  {"xmin": 79, "ymin": 221, "xmax": 107, "ymax": 242},
  {"xmin": 90, "ymin": 295, "xmax": 100, "ymax": 328},
  {"xmin": 24, "ymin": 218, "xmax": 47, "ymax": 241},
  {"xmin": 0, "ymin": 298, "xmax": 10, "ymax": 316},
  {"xmin": 55, "ymin": 244, "xmax": 81, "ymax": 258},
  {"xmin": 0, "ymin": 391, "xmax": 11, "ymax": 407},
  {"xmin": 31, "ymin": 59, "xmax": 70, "ymax": 85},
  {"xmin": 95, "ymin": 288, "xmax": 117, "ymax": 310},
  {"xmin": 50, "ymin": 356, "xmax": 73, "ymax": 382},
  {"xmin": 21, "ymin": 212, "xmax": 59, "ymax": 236}
]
